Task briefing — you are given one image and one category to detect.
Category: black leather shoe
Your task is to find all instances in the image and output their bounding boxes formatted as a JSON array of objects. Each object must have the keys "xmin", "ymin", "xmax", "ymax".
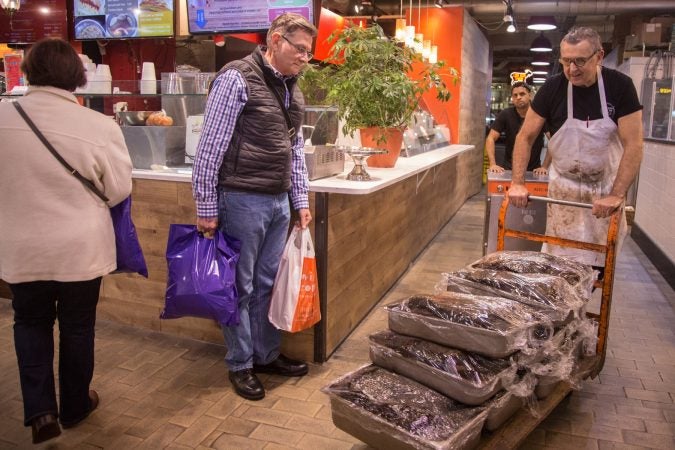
[
  {"xmin": 228, "ymin": 369, "xmax": 265, "ymax": 400},
  {"xmin": 253, "ymin": 354, "xmax": 308, "ymax": 377},
  {"xmin": 61, "ymin": 390, "xmax": 99, "ymax": 429},
  {"xmin": 31, "ymin": 414, "xmax": 61, "ymax": 444}
]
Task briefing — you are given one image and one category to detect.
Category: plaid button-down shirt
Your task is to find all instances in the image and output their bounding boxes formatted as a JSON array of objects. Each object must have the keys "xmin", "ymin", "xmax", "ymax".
[{"xmin": 192, "ymin": 66, "xmax": 309, "ymax": 218}]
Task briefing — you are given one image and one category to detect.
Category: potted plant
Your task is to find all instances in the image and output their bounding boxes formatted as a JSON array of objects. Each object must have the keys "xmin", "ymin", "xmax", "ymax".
[{"xmin": 309, "ymin": 23, "xmax": 458, "ymax": 167}]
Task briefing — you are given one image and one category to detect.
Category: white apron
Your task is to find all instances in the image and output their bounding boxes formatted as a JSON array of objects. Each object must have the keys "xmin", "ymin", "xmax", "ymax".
[{"xmin": 542, "ymin": 68, "xmax": 627, "ymax": 267}]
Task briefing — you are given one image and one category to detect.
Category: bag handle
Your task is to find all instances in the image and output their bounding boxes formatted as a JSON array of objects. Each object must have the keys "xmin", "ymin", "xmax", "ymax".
[
  {"xmin": 243, "ymin": 59, "xmax": 296, "ymax": 139},
  {"xmin": 13, "ymin": 102, "xmax": 110, "ymax": 203}
]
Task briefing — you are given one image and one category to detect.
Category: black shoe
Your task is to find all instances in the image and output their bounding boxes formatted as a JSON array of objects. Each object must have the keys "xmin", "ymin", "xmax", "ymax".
[
  {"xmin": 61, "ymin": 390, "xmax": 99, "ymax": 429},
  {"xmin": 228, "ymin": 369, "xmax": 265, "ymax": 400},
  {"xmin": 31, "ymin": 414, "xmax": 61, "ymax": 444},
  {"xmin": 253, "ymin": 354, "xmax": 308, "ymax": 377}
]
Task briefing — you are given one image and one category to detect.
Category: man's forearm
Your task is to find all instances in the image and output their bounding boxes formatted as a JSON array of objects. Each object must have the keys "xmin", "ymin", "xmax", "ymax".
[
  {"xmin": 511, "ymin": 133, "xmax": 532, "ymax": 184},
  {"xmin": 610, "ymin": 143, "xmax": 643, "ymax": 198}
]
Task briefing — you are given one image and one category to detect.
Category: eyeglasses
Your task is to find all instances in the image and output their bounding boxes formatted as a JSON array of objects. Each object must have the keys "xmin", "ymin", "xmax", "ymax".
[
  {"xmin": 559, "ymin": 50, "xmax": 599, "ymax": 68},
  {"xmin": 281, "ymin": 35, "xmax": 313, "ymax": 60}
]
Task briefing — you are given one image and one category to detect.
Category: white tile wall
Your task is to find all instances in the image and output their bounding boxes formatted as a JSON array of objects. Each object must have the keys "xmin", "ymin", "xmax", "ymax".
[{"xmin": 634, "ymin": 140, "xmax": 675, "ymax": 262}]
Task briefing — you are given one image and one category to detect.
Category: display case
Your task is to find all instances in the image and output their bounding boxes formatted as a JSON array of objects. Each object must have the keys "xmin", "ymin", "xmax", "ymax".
[{"xmin": 74, "ymin": 79, "xmax": 209, "ymax": 172}]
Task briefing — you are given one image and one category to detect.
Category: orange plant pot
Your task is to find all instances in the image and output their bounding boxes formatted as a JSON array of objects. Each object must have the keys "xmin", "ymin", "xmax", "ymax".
[{"xmin": 359, "ymin": 127, "xmax": 404, "ymax": 168}]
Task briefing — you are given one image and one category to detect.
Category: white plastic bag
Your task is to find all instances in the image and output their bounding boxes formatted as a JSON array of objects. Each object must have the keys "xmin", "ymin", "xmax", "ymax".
[{"xmin": 268, "ymin": 227, "xmax": 321, "ymax": 332}]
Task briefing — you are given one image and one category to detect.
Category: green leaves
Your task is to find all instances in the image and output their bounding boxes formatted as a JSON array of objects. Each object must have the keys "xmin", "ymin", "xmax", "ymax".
[{"xmin": 300, "ymin": 23, "xmax": 459, "ymax": 139}]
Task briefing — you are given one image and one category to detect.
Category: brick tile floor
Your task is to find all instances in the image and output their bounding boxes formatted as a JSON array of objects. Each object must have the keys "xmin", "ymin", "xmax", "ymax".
[{"xmin": 0, "ymin": 193, "xmax": 673, "ymax": 449}]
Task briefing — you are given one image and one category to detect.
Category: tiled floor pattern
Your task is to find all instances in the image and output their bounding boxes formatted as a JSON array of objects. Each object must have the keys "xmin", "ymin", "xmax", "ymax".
[{"xmin": 0, "ymin": 193, "xmax": 673, "ymax": 449}]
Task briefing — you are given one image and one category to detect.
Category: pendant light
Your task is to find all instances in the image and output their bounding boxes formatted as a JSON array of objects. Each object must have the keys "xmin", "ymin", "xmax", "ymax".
[
  {"xmin": 527, "ymin": 16, "xmax": 557, "ymax": 31},
  {"xmin": 530, "ymin": 33, "xmax": 553, "ymax": 52}
]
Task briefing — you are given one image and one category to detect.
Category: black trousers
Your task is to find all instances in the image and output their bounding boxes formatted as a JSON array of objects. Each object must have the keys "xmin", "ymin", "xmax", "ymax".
[{"xmin": 9, "ymin": 278, "xmax": 101, "ymax": 426}]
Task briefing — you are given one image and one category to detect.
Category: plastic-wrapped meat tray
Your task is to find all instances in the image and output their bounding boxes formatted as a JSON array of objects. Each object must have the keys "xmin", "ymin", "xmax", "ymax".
[
  {"xmin": 323, "ymin": 365, "xmax": 488, "ymax": 450},
  {"xmin": 449, "ymin": 268, "xmax": 587, "ymax": 323},
  {"xmin": 442, "ymin": 275, "xmax": 575, "ymax": 327},
  {"xmin": 369, "ymin": 330, "xmax": 515, "ymax": 405},
  {"xmin": 469, "ymin": 251, "xmax": 595, "ymax": 300},
  {"xmin": 386, "ymin": 293, "xmax": 554, "ymax": 358}
]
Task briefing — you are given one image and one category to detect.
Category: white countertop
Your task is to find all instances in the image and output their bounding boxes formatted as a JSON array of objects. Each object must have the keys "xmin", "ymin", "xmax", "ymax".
[
  {"xmin": 132, "ymin": 145, "xmax": 474, "ymax": 194},
  {"xmin": 309, "ymin": 145, "xmax": 473, "ymax": 194}
]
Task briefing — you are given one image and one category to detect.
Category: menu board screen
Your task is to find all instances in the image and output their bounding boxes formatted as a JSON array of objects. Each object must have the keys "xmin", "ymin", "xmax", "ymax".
[
  {"xmin": 73, "ymin": 0, "xmax": 174, "ymax": 39},
  {"xmin": 0, "ymin": 0, "xmax": 68, "ymax": 44},
  {"xmin": 187, "ymin": 0, "xmax": 314, "ymax": 34}
]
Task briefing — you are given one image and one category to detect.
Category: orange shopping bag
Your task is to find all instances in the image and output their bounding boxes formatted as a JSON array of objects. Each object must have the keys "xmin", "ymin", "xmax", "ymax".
[{"xmin": 268, "ymin": 227, "xmax": 321, "ymax": 332}]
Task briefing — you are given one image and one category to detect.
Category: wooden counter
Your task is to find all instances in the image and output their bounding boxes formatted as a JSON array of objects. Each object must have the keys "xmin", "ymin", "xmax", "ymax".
[{"xmin": 2, "ymin": 145, "xmax": 476, "ymax": 362}]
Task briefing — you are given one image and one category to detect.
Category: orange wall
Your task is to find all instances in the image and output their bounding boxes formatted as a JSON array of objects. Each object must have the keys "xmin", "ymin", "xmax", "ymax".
[
  {"xmin": 314, "ymin": 8, "xmax": 345, "ymax": 61},
  {"xmin": 409, "ymin": 6, "xmax": 463, "ymax": 144}
]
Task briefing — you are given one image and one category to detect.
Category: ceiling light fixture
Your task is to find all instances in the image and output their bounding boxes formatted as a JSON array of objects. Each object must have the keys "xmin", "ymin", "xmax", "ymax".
[
  {"xmin": 502, "ymin": 1, "xmax": 516, "ymax": 33},
  {"xmin": 0, "ymin": 0, "xmax": 21, "ymax": 30},
  {"xmin": 533, "ymin": 77, "xmax": 547, "ymax": 84},
  {"xmin": 530, "ymin": 32, "xmax": 552, "ymax": 52},
  {"xmin": 532, "ymin": 53, "xmax": 551, "ymax": 66},
  {"xmin": 527, "ymin": 15, "xmax": 557, "ymax": 31},
  {"xmin": 532, "ymin": 69, "xmax": 548, "ymax": 75}
]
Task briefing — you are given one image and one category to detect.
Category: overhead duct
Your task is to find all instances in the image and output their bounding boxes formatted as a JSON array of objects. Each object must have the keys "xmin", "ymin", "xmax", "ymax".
[
  {"xmin": 325, "ymin": 0, "xmax": 675, "ymax": 16},
  {"xmin": 431, "ymin": 1, "xmax": 674, "ymax": 16}
]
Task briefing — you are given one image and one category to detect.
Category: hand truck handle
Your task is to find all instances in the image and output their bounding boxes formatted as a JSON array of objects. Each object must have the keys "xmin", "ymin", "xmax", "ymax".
[{"xmin": 528, "ymin": 195, "xmax": 593, "ymax": 209}]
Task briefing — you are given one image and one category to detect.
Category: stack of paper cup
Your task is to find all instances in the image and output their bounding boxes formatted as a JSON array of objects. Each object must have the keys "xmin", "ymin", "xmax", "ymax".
[
  {"xmin": 140, "ymin": 62, "xmax": 157, "ymax": 95},
  {"xmin": 93, "ymin": 64, "xmax": 112, "ymax": 94}
]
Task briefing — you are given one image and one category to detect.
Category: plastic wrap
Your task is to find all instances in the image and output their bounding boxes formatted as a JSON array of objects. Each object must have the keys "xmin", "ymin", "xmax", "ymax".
[
  {"xmin": 527, "ymin": 318, "xmax": 598, "ymax": 399},
  {"xmin": 369, "ymin": 330, "xmax": 516, "ymax": 405},
  {"xmin": 449, "ymin": 269, "xmax": 588, "ymax": 322},
  {"xmin": 386, "ymin": 293, "xmax": 554, "ymax": 358},
  {"xmin": 469, "ymin": 251, "xmax": 596, "ymax": 300},
  {"xmin": 483, "ymin": 390, "xmax": 525, "ymax": 432},
  {"xmin": 323, "ymin": 365, "xmax": 487, "ymax": 450}
]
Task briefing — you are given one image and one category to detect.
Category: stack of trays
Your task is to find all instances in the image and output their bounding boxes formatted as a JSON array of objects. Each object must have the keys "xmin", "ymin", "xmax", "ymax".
[{"xmin": 324, "ymin": 251, "xmax": 598, "ymax": 449}]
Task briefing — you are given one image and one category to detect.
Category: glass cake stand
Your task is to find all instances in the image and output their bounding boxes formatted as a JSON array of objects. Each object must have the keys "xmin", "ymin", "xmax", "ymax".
[{"xmin": 337, "ymin": 146, "xmax": 388, "ymax": 181}]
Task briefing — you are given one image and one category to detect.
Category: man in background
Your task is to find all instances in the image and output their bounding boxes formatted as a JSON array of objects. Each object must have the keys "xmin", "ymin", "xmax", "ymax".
[{"xmin": 486, "ymin": 81, "xmax": 550, "ymax": 175}]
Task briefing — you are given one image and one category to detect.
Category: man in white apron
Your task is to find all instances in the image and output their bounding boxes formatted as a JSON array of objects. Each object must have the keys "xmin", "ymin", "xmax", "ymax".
[{"xmin": 508, "ymin": 27, "xmax": 643, "ymax": 268}]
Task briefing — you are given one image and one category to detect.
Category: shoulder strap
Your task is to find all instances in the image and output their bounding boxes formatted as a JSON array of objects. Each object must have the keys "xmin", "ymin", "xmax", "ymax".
[
  {"xmin": 13, "ymin": 102, "xmax": 110, "ymax": 203},
  {"xmin": 243, "ymin": 59, "xmax": 296, "ymax": 139}
]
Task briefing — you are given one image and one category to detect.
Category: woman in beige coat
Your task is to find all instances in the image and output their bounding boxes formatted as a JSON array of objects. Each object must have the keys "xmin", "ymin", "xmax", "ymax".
[{"xmin": 0, "ymin": 38, "xmax": 132, "ymax": 444}]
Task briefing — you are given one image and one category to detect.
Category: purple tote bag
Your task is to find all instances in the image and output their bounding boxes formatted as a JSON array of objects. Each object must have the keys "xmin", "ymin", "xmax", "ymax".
[{"xmin": 162, "ymin": 224, "xmax": 240, "ymax": 326}]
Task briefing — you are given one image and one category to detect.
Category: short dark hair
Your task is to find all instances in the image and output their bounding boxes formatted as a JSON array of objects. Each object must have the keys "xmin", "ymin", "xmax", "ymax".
[
  {"xmin": 21, "ymin": 38, "xmax": 87, "ymax": 91},
  {"xmin": 266, "ymin": 13, "xmax": 317, "ymax": 47},
  {"xmin": 511, "ymin": 81, "xmax": 532, "ymax": 93}
]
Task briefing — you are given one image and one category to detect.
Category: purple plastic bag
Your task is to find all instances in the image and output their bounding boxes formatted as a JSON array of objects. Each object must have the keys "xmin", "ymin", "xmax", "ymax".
[
  {"xmin": 110, "ymin": 196, "xmax": 148, "ymax": 278},
  {"xmin": 161, "ymin": 224, "xmax": 240, "ymax": 326}
]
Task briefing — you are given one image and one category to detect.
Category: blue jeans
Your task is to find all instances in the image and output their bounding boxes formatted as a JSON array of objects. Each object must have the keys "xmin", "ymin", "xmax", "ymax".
[
  {"xmin": 218, "ymin": 187, "xmax": 291, "ymax": 372},
  {"xmin": 10, "ymin": 278, "xmax": 101, "ymax": 426}
]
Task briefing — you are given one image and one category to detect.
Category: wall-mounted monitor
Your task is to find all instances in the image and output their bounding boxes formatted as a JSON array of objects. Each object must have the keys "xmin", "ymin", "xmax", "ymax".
[
  {"xmin": 0, "ymin": 0, "xmax": 68, "ymax": 44},
  {"xmin": 73, "ymin": 0, "xmax": 174, "ymax": 40},
  {"xmin": 186, "ymin": 0, "xmax": 315, "ymax": 35}
]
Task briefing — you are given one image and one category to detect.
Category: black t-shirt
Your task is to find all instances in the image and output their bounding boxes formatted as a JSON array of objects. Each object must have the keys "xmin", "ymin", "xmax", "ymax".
[
  {"xmin": 491, "ymin": 106, "xmax": 545, "ymax": 171},
  {"xmin": 531, "ymin": 66, "xmax": 642, "ymax": 136}
]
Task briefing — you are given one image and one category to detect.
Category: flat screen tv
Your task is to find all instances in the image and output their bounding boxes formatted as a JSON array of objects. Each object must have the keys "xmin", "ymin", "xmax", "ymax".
[
  {"xmin": 186, "ymin": 0, "xmax": 316, "ymax": 35},
  {"xmin": 73, "ymin": 0, "xmax": 174, "ymax": 40},
  {"xmin": 0, "ymin": 0, "xmax": 68, "ymax": 44}
]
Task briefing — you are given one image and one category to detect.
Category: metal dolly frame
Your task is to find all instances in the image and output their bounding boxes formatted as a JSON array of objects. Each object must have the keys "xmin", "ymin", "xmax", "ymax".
[{"xmin": 478, "ymin": 195, "xmax": 622, "ymax": 449}]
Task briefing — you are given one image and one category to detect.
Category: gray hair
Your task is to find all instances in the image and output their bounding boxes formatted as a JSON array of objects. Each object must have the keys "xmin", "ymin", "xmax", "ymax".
[
  {"xmin": 266, "ymin": 13, "xmax": 317, "ymax": 47},
  {"xmin": 561, "ymin": 27, "xmax": 602, "ymax": 52}
]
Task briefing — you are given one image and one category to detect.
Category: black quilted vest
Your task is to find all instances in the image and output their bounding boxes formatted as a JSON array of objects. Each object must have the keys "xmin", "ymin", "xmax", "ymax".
[{"xmin": 217, "ymin": 48, "xmax": 304, "ymax": 193}]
